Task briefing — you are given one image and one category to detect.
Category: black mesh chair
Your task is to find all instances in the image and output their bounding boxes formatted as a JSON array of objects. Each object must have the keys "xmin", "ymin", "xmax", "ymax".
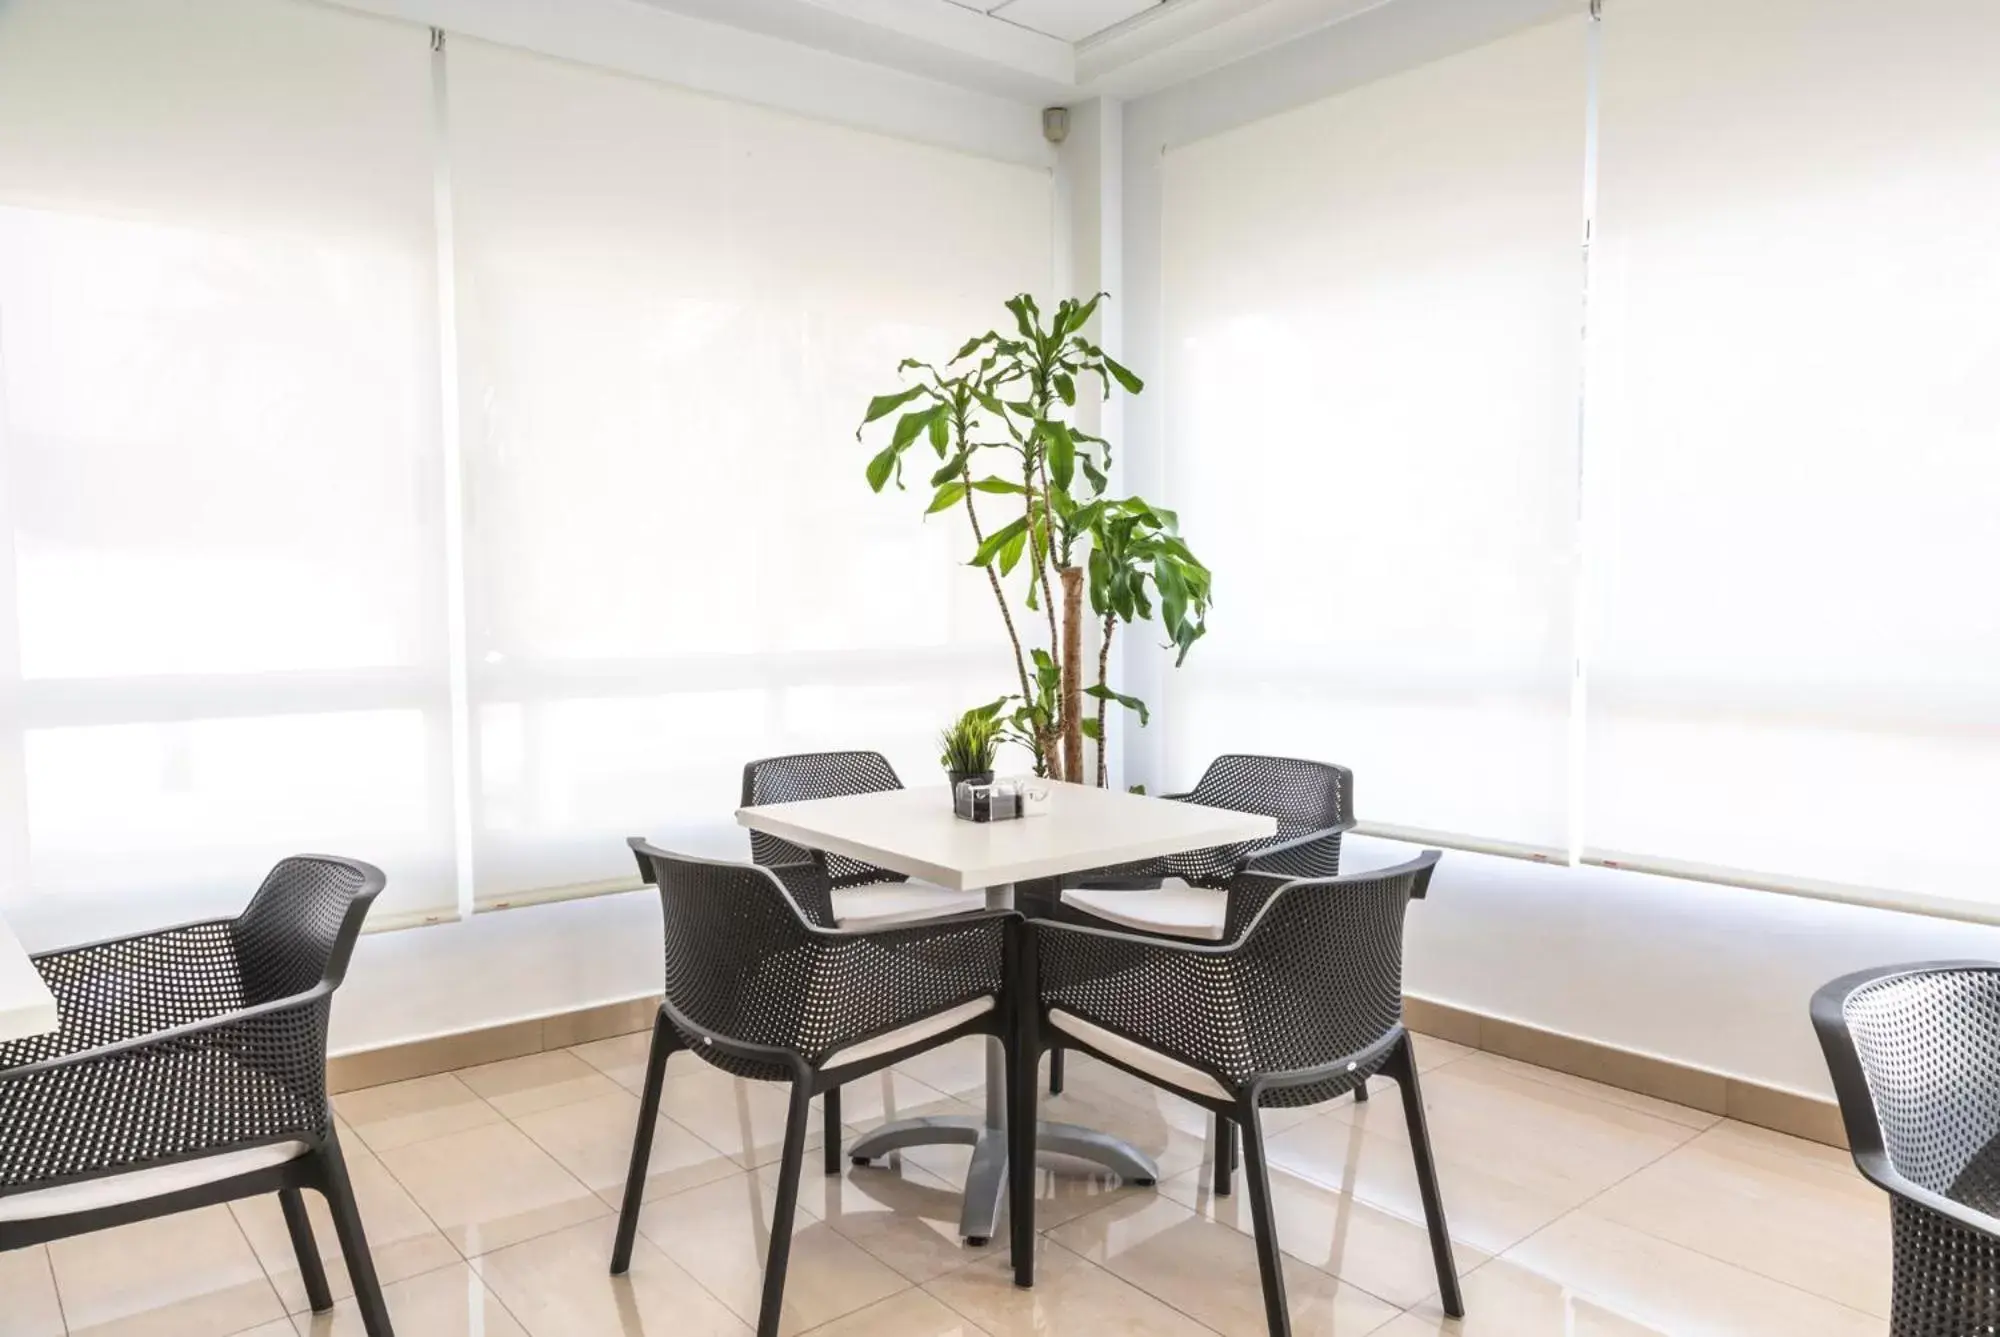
[
  {"xmin": 613, "ymin": 840, "xmax": 1033, "ymax": 1337},
  {"xmin": 0, "ymin": 856, "xmax": 395, "ymax": 1336},
  {"xmin": 1024, "ymin": 851, "xmax": 1461, "ymax": 1335},
  {"xmin": 740, "ymin": 751, "xmax": 986, "ymax": 1165},
  {"xmin": 1050, "ymin": 754, "xmax": 1355, "ymax": 1097},
  {"xmin": 1813, "ymin": 962, "xmax": 2000, "ymax": 1336}
]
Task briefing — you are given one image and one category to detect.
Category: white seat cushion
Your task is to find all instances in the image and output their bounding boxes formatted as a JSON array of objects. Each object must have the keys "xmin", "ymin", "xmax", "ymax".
[
  {"xmin": 833, "ymin": 880, "xmax": 986, "ymax": 931},
  {"xmin": 0, "ymin": 1139, "xmax": 311, "ymax": 1223},
  {"xmin": 1046, "ymin": 1009, "xmax": 1235, "ymax": 1101},
  {"xmin": 1060, "ymin": 879, "xmax": 1227, "ymax": 941},
  {"xmin": 821, "ymin": 997, "xmax": 994, "ymax": 1072}
]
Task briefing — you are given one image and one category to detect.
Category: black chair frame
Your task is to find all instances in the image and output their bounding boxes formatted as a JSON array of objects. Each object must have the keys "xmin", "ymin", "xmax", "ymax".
[
  {"xmin": 0, "ymin": 856, "xmax": 394, "ymax": 1336},
  {"xmin": 1023, "ymin": 852, "xmax": 1462, "ymax": 1336},
  {"xmin": 613, "ymin": 841, "xmax": 1036, "ymax": 1337},
  {"xmin": 1813, "ymin": 960, "xmax": 2000, "ymax": 1336}
]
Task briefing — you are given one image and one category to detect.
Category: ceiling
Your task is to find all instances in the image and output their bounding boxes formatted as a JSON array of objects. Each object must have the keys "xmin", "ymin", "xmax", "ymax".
[
  {"xmin": 632, "ymin": 0, "xmax": 1381, "ymax": 102},
  {"xmin": 947, "ymin": 0, "xmax": 1165, "ymax": 44}
]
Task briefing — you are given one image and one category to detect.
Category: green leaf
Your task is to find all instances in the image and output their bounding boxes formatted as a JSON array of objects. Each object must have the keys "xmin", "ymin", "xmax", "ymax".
[
  {"xmin": 1086, "ymin": 683, "xmax": 1150, "ymax": 727},
  {"xmin": 969, "ymin": 476, "xmax": 1025, "ymax": 495},
  {"xmin": 927, "ymin": 482, "xmax": 967, "ymax": 514},
  {"xmin": 891, "ymin": 404, "xmax": 946, "ymax": 452},
  {"xmin": 859, "ymin": 385, "xmax": 924, "ymax": 430},
  {"xmin": 997, "ymin": 526, "xmax": 1028, "ymax": 575},
  {"xmin": 865, "ymin": 447, "xmax": 898, "ymax": 493},
  {"xmin": 1102, "ymin": 354, "xmax": 1143, "ymax": 395},
  {"xmin": 1080, "ymin": 717, "xmax": 1102, "ymax": 742},
  {"xmin": 972, "ymin": 388, "xmax": 1009, "ymax": 419},
  {"xmin": 928, "ymin": 413, "xmax": 950, "ymax": 455},
  {"xmin": 951, "ymin": 334, "xmax": 989, "ymax": 362},
  {"xmin": 1053, "ymin": 372, "xmax": 1075, "ymax": 407},
  {"xmin": 970, "ymin": 515, "xmax": 1029, "ymax": 567},
  {"xmin": 1080, "ymin": 454, "xmax": 1108, "ymax": 496},
  {"xmin": 1044, "ymin": 420, "xmax": 1076, "ymax": 490},
  {"xmin": 930, "ymin": 456, "xmax": 965, "ymax": 487}
]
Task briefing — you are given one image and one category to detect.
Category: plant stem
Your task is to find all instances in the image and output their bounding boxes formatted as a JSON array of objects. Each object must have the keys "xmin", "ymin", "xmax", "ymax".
[
  {"xmin": 1094, "ymin": 610, "xmax": 1115, "ymax": 788},
  {"xmin": 1059, "ymin": 567, "xmax": 1085, "ymax": 785},
  {"xmin": 956, "ymin": 440, "xmax": 1035, "ymax": 731}
]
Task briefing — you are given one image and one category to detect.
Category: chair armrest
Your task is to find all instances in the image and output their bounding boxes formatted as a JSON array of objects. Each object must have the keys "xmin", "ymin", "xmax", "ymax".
[
  {"xmin": 793, "ymin": 910, "xmax": 1014, "ymax": 1065},
  {"xmin": 1, "ymin": 920, "xmax": 249, "ymax": 1069},
  {"xmin": 768, "ymin": 859, "xmax": 838, "ymax": 928},
  {"xmin": 1240, "ymin": 819, "xmax": 1355, "ymax": 879},
  {"xmin": 0, "ymin": 988, "xmax": 335, "ymax": 1189}
]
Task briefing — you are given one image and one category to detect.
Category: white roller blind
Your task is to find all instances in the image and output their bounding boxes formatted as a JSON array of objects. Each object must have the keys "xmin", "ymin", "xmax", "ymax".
[
  {"xmin": 0, "ymin": 0, "xmax": 457, "ymax": 935},
  {"xmin": 447, "ymin": 40, "xmax": 1051, "ymax": 900},
  {"xmin": 1160, "ymin": 16, "xmax": 1587, "ymax": 853},
  {"xmin": 1584, "ymin": 0, "xmax": 2000, "ymax": 906}
]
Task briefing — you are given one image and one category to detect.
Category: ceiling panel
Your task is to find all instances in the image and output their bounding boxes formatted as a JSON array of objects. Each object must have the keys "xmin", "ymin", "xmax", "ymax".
[{"xmin": 988, "ymin": 0, "xmax": 1161, "ymax": 43}]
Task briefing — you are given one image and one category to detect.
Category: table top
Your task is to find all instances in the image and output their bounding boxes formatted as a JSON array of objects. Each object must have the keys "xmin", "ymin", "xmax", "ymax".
[
  {"xmin": 735, "ymin": 780, "xmax": 1277, "ymax": 892},
  {"xmin": 0, "ymin": 912, "xmax": 58, "ymax": 1045}
]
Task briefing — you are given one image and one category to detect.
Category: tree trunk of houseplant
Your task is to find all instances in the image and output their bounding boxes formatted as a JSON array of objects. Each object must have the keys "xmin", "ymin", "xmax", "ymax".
[{"xmin": 1059, "ymin": 565, "xmax": 1086, "ymax": 786}]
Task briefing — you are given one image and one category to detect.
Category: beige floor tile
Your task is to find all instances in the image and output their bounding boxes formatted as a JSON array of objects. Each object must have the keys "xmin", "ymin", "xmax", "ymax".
[
  {"xmin": 1264, "ymin": 1110, "xmax": 1574, "ymax": 1255},
  {"xmin": 801, "ymin": 1288, "xmax": 992, "ymax": 1336},
  {"xmin": 658, "ymin": 1067, "xmax": 827, "ymax": 1169},
  {"xmin": 333, "ymin": 1074, "xmax": 503, "ymax": 1153},
  {"xmin": 1328, "ymin": 1059, "xmax": 1698, "ymax": 1209},
  {"xmin": 458, "ymin": 1050, "xmax": 627, "ymax": 1120},
  {"xmin": 1407, "ymin": 1033, "xmax": 1478, "ymax": 1072},
  {"xmin": 1373, "ymin": 1255, "xmax": 1669, "ymax": 1336},
  {"xmin": 239, "ymin": 1324, "xmax": 304, "ymax": 1337},
  {"xmin": 1449, "ymin": 1052, "xmax": 1722, "ymax": 1132},
  {"xmin": 803, "ymin": 1161, "xmax": 989, "ymax": 1284},
  {"xmin": 1588, "ymin": 1121, "xmax": 1892, "ymax": 1317},
  {"xmin": 513, "ymin": 1089, "xmax": 739, "ymax": 1207},
  {"xmin": 1158, "ymin": 1161, "xmax": 1490, "ymax": 1309},
  {"xmin": 828, "ymin": 1068, "xmax": 961, "ymax": 1134},
  {"xmin": 923, "ymin": 1235, "xmax": 1215, "ymax": 1337},
  {"xmin": 49, "ymin": 1204, "xmax": 286, "ymax": 1337},
  {"xmin": 0, "ymin": 1246, "xmax": 65, "ymax": 1337},
  {"xmin": 377, "ymin": 1121, "xmax": 608, "ymax": 1257},
  {"xmin": 473, "ymin": 1215, "xmax": 748, "ymax": 1337},
  {"xmin": 1050, "ymin": 1192, "xmax": 1404, "ymax": 1336},
  {"xmin": 230, "ymin": 1154, "xmax": 459, "ymax": 1313},
  {"xmin": 636, "ymin": 1168, "xmax": 908, "ymax": 1335},
  {"xmin": 1401, "ymin": 1208, "xmax": 1884, "ymax": 1337},
  {"xmin": 892, "ymin": 1036, "xmax": 988, "ymax": 1099},
  {"xmin": 569, "ymin": 1032, "xmax": 705, "ymax": 1094},
  {"xmin": 288, "ymin": 1261, "xmax": 528, "ymax": 1335}
]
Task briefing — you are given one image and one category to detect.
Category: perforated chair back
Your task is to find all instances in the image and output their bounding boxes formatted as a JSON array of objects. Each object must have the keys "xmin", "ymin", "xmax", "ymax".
[
  {"xmin": 1180, "ymin": 754, "xmax": 1352, "ymax": 882},
  {"xmin": 232, "ymin": 856, "xmax": 385, "ymax": 1004},
  {"xmin": 631, "ymin": 840, "xmax": 811, "ymax": 1064},
  {"xmin": 741, "ymin": 752, "xmax": 906, "ymax": 886}
]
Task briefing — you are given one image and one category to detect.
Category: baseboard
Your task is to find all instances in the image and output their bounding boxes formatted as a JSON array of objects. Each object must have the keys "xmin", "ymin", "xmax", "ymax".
[
  {"xmin": 1403, "ymin": 995, "xmax": 1847, "ymax": 1149},
  {"xmin": 326, "ymin": 991, "xmax": 1847, "ymax": 1151},
  {"xmin": 327, "ymin": 997, "xmax": 661, "ymax": 1095}
]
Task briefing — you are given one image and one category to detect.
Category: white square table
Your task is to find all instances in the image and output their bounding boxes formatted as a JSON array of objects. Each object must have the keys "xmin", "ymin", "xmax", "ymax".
[
  {"xmin": 737, "ymin": 778, "xmax": 1275, "ymax": 1242},
  {"xmin": 0, "ymin": 911, "xmax": 59, "ymax": 1045}
]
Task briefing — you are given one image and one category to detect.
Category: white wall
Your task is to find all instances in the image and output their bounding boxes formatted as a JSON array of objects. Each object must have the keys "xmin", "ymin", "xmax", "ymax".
[{"xmin": 1116, "ymin": 0, "xmax": 2000, "ymax": 1099}]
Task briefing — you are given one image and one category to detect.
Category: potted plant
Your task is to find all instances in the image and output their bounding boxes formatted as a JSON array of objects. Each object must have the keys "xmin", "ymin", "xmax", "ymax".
[
  {"xmin": 939, "ymin": 707, "xmax": 1001, "ymax": 794},
  {"xmin": 860, "ymin": 294, "xmax": 1212, "ymax": 786}
]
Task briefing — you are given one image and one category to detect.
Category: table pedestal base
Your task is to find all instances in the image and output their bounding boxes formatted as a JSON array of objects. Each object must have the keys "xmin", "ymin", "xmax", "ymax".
[{"xmin": 847, "ymin": 1114, "xmax": 1158, "ymax": 1243}]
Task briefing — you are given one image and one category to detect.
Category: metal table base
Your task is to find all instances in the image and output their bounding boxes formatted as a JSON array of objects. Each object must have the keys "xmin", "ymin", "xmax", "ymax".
[{"xmin": 844, "ymin": 882, "xmax": 1160, "ymax": 1243}]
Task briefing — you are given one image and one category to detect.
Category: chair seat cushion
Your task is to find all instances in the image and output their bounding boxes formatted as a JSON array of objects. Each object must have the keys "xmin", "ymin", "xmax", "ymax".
[
  {"xmin": 1059, "ymin": 879, "xmax": 1227, "ymax": 941},
  {"xmin": 0, "ymin": 1139, "xmax": 311, "ymax": 1223},
  {"xmin": 833, "ymin": 880, "xmax": 986, "ymax": 930},
  {"xmin": 1047, "ymin": 1009, "xmax": 1235, "ymax": 1101},
  {"xmin": 821, "ymin": 997, "xmax": 994, "ymax": 1072}
]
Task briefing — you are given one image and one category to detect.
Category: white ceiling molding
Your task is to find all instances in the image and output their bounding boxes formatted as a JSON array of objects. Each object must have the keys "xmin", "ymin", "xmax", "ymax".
[{"xmin": 623, "ymin": 0, "xmax": 1401, "ymax": 102}]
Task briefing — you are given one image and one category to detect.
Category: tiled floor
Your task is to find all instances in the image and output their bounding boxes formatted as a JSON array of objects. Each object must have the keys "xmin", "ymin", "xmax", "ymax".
[{"xmin": 4, "ymin": 1030, "xmax": 1891, "ymax": 1336}]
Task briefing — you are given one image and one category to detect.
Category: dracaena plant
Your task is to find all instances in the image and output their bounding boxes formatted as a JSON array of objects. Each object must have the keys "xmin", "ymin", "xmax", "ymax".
[{"xmin": 857, "ymin": 293, "xmax": 1212, "ymax": 785}]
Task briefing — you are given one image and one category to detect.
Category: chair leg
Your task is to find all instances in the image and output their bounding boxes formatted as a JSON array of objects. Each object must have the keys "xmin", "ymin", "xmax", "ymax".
[
  {"xmin": 280, "ymin": 1186, "xmax": 334, "ymax": 1314},
  {"xmin": 757, "ymin": 1077, "xmax": 815, "ymax": 1337},
  {"xmin": 320, "ymin": 1135, "xmax": 394, "ymax": 1337},
  {"xmin": 1237, "ymin": 1104, "xmax": 1292, "ymax": 1337},
  {"xmin": 823, "ymin": 1086, "xmax": 843, "ymax": 1175},
  {"xmin": 1212, "ymin": 1113, "xmax": 1235, "ymax": 1198},
  {"xmin": 1048, "ymin": 1044, "xmax": 1065, "ymax": 1096},
  {"xmin": 1354, "ymin": 1076, "xmax": 1369, "ymax": 1102},
  {"xmin": 1385, "ymin": 1034, "xmax": 1463, "ymax": 1319},
  {"xmin": 1006, "ymin": 1027, "xmax": 1037, "ymax": 1286},
  {"xmin": 612, "ymin": 1009, "xmax": 679, "ymax": 1275}
]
